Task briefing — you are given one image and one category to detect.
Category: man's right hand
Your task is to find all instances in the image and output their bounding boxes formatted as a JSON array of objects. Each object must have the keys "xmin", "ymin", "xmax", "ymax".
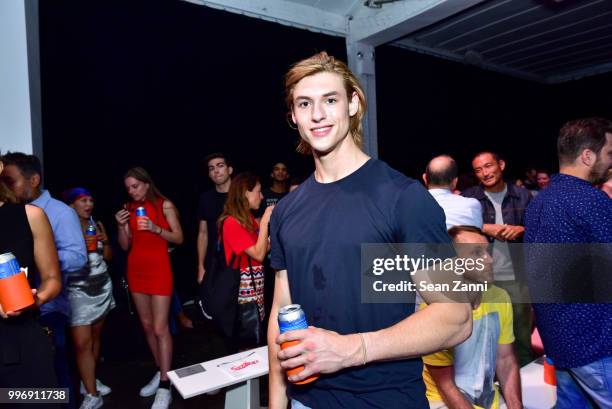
[
  {"xmin": 197, "ymin": 264, "xmax": 206, "ymax": 284},
  {"xmin": 115, "ymin": 209, "xmax": 130, "ymax": 226},
  {"xmin": 499, "ymin": 225, "xmax": 524, "ymax": 241},
  {"xmin": 276, "ymin": 326, "xmax": 363, "ymax": 382}
]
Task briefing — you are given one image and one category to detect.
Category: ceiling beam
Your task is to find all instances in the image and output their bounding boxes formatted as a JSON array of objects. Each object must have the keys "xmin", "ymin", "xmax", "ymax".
[
  {"xmin": 182, "ymin": 0, "xmax": 347, "ymax": 37},
  {"xmin": 392, "ymin": 39, "xmax": 545, "ymax": 83},
  {"xmin": 547, "ymin": 61, "xmax": 612, "ymax": 84},
  {"xmin": 348, "ymin": 0, "xmax": 487, "ymax": 47}
]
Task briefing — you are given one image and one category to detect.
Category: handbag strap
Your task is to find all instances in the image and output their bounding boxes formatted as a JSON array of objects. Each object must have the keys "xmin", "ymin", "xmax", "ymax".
[
  {"xmin": 239, "ymin": 252, "xmax": 257, "ymax": 294},
  {"xmin": 237, "ymin": 252, "xmax": 258, "ymax": 292},
  {"xmin": 246, "ymin": 255, "xmax": 257, "ymax": 291}
]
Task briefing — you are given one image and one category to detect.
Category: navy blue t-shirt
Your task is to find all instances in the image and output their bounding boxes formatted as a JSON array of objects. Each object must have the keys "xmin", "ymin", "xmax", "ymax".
[{"xmin": 270, "ymin": 159, "xmax": 451, "ymax": 409}]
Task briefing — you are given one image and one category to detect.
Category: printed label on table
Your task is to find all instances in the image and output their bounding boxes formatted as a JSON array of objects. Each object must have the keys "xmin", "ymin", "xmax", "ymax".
[{"xmin": 217, "ymin": 351, "xmax": 267, "ymax": 379}]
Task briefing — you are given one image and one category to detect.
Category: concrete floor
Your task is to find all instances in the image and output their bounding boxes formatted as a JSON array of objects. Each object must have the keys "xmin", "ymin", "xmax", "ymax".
[{"xmin": 70, "ymin": 302, "xmax": 266, "ymax": 409}]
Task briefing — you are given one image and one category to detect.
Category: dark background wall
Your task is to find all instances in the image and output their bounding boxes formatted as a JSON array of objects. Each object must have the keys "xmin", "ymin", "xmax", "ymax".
[
  {"xmin": 38, "ymin": 0, "xmax": 612, "ymax": 298},
  {"xmin": 376, "ymin": 46, "xmax": 612, "ymax": 180}
]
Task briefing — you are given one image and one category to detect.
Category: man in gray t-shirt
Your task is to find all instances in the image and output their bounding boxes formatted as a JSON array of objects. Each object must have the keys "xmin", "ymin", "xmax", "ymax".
[
  {"xmin": 463, "ymin": 151, "xmax": 533, "ymax": 367},
  {"xmin": 484, "ymin": 185, "xmax": 515, "ymax": 282}
]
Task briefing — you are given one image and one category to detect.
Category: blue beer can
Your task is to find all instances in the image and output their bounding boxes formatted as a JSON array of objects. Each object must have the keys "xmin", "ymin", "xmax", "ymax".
[
  {"xmin": 278, "ymin": 304, "xmax": 308, "ymax": 334},
  {"xmin": 136, "ymin": 206, "xmax": 147, "ymax": 217},
  {"xmin": 0, "ymin": 252, "xmax": 21, "ymax": 279}
]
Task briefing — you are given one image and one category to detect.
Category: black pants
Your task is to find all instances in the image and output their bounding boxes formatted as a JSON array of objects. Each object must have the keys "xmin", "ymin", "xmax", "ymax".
[{"xmin": 0, "ymin": 314, "xmax": 59, "ymax": 409}]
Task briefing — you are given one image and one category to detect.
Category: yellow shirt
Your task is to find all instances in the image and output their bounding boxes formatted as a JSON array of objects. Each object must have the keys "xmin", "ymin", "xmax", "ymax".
[{"xmin": 421, "ymin": 285, "xmax": 514, "ymax": 409}]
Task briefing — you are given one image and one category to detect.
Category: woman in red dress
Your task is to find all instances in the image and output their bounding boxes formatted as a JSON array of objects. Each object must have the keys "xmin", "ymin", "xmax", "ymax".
[
  {"xmin": 114, "ymin": 167, "xmax": 182, "ymax": 409},
  {"xmin": 219, "ymin": 172, "xmax": 273, "ymax": 346}
]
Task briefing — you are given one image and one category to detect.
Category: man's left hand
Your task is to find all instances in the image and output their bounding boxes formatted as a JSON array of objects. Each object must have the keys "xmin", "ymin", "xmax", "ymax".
[
  {"xmin": 499, "ymin": 225, "xmax": 524, "ymax": 241},
  {"xmin": 276, "ymin": 327, "xmax": 363, "ymax": 382}
]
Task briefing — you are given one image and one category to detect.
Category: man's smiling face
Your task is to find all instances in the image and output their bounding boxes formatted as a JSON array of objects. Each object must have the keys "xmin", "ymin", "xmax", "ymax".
[{"xmin": 291, "ymin": 72, "xmax": 359, "ymax": 155}]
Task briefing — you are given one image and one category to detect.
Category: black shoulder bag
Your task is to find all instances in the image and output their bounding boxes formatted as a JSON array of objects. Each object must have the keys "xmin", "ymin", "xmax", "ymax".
[
  {"xmin": 236, "ymin": 256, "xmax": 264, "ymax": 346},
  {"xmin": 198, "ymin": 221, "xmax": 240, "ymax": 339}
]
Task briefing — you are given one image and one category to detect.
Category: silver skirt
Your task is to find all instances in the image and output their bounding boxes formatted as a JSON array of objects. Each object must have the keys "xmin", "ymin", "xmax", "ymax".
[{"xmin": 67, "ymin": 270, "xmax": 115, "ymax": 326}]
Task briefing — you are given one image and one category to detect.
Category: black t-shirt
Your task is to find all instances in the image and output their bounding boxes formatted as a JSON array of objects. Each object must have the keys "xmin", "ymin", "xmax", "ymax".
[
  {"xmin": 197, "ymin": 190, "xmax": 227, "ymax": 267},
  {"xmin": 254, "ymin": 187, "xmax": 288, "ymax": 218},
  {"xmin": 270, "ymin": 159, "xmax": 451, "ymax": 409},
  {"xmin": 263, "ymin": 187, "xmax": 287, "ymax": 207}
]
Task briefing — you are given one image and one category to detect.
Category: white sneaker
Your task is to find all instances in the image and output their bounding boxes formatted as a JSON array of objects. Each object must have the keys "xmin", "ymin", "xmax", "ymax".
[
  {"xmin": 79, "ymin": 393, "xmax": 103, "ymax": 409},
  {"xmin": 80, "ymin": 379, "xmax": 112, "ymax": 396},
  {"xmin": 139, "ymin": 371, "xmax": 160, "ymax": 397},
  {"xmin": 151, "ymin": 388, "xmax": 172, "ymax": 409}
]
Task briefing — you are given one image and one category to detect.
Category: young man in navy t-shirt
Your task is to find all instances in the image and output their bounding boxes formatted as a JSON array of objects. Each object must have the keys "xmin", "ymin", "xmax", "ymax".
[{"xmin": 267, "ymin": 52, "xmax": 472, "ymax": 409}]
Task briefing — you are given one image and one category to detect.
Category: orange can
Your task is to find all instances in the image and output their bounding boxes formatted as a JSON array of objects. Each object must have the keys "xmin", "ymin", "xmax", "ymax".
[
  {"xmin": 136, "ymin": 206, "xmax": 147, "ymax": 231},
  {"xmin": 281, "ymin": 340, "xmax": 320, "ymax": 385},
  {"xmin": 0, "ymin": 253, "xmax": 35, "ymax": 313},
  {"xmin": 279, "ymin": 304, "xmax": 319, "ymax": 385}
]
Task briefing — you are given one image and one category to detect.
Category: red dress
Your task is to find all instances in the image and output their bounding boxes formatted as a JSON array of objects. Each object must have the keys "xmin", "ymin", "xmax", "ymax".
[{"xmin": 126, "ymin": 199, "xmax": 173, "ymax": 296}]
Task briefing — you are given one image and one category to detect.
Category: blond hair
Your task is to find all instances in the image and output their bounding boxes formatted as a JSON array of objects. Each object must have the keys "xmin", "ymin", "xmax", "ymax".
[{"xmin": 284, "ymin": 51, "xmax": 367, "ymax": 154}]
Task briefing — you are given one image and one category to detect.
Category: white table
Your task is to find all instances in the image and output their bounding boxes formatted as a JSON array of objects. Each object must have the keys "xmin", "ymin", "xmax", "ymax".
[
  {"xmin": 167, "ymin": 346, "xmax": 269, "ymax": 409},
  {"xmin": 520, "ymin": 358, "xmax": 556, "ymax": 409},
  {"xmin": 169, "ymin": 348, "xmax": 557, "ymax": 409}
]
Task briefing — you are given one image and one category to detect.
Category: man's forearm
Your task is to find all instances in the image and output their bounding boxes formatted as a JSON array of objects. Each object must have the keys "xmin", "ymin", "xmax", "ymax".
[
  {"xmin": 367, "ymin": 303, "xmax": 471, "ymax": 362},
  {"xmin": 268, "ymin": 306, "xmax": 288, "ymax": 409},
  {"xmin": 426, "ymin": 365, "xmax": 473, "ymax": 409},
  {"xmin": 482, "ymin": 223, "xmax": 498, "ymax": 238},
  {"xmin": 498, "ymin": 357, "xmax": 522, "ymax": 409},
  {"xmin": 197, "ymin": 232, "xmax": 208, "ymax": 267},
  {"xmin": 438, "ymin": 383, "xmax": 473, "ymax": 409}
]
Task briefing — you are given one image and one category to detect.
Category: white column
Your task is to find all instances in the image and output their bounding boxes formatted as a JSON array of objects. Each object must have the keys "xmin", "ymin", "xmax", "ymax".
[
  {"xmin": 346, "ymin": 41, "xmax": 378, "ymax": 158},
  {"xmin": 0, "ymin": 0, "xmax": 41, "ymax": 159}
]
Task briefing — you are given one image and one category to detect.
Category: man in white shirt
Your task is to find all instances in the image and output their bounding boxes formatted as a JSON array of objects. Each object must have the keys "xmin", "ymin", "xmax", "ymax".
[{"xmin": 423, "ymin": 155, "xmax": 483, "ymax": 230}]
